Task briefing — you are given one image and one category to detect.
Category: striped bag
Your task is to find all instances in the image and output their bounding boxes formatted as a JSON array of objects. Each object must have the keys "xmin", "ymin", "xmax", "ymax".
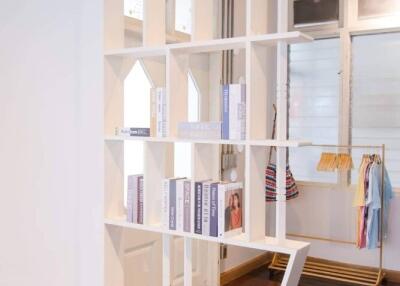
[{"xmin": 265, "ymin": 104, "xmax": 299, "ymax": 202}]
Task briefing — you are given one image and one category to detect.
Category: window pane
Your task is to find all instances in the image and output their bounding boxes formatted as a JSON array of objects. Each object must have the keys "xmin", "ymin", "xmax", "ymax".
[
  {"xmin": 351, "ymin": 32, "xmax": 400, "ymax": 187},
  {"xmin": 175, "ymin": 0, "xmax": 192, "ymax": 34},
  {"xmin": 294, "ymin": 0, "xmax": 339, "ymax": 26},
  {"xmin": 358, "ymin": 0, "xmax": 400, "ymax": 18},
  {"xmin": 289, "ymin": 38, "xmax": 340, "ymax": 183},
  {"xmin": 124, "ymin": 0, "xmax": 143, "ymax": 20}
]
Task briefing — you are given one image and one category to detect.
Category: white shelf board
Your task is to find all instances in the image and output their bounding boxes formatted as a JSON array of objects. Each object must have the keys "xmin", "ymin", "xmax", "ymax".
[
  {"xmin": 105, "ymin": 135, "xmax": 310, "ymax": 147},
  {"xmin": 104, "ymin": 217, "xmax": 309, "ymax": 255},
  {"xmin": 249, "ymin": 31, "xmax": 313, "ymax": 46},
  {"xmin": 104, "ymin": 135, "xmax": 247, "ymax": 145},
  {"xmin": 168, "ymin": 36, "xmax": 246, "ymax": 54},
  {"xmin": 104, "ymin": 46, "xmax": 166, "ymax": 58},
  {"xmin": 248, "ymin": 139, "xmax": 312, "ymax": 147},
  {"xmin": 103, "ymin": 32, "xmax": 313, "ymax": 57}
]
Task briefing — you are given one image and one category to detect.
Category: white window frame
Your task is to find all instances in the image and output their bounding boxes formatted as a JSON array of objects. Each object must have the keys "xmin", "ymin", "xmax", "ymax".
[{"xmin": 289, "ymin": 0, "xmax": 400, "ymax": 192}]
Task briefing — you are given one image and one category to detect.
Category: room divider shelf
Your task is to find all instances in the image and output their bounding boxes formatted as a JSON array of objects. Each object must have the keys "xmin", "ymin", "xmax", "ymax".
[{"xmin": 104, "ymin": 1, "xmax": 313, "ymax": 285}]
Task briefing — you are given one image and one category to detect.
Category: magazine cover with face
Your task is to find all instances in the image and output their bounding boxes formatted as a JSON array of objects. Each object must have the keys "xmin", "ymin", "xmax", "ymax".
[{"xmin": 224, "ymin": 187, "xmax": 243, "ymax": 232}]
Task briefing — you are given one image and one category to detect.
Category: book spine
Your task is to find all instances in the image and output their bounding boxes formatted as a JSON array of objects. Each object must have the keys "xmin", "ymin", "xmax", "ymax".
[
  {"xmin": 118, "ymin": 127, "xmax": 150, "ymax": 137},
  {"xmin": 157, "ymin": 88, "xmax": 163, "ymax": 137},
  {"xmin": 229, "ymin": 84, "xmax": 237, "ymax": 140},
  {"xmin": 190, "ymin": 181, "xmax": 195, "ymax": 233},
  {"xmin": 183, "ymin": 180, "xmax": 191, "ymax": 233},
  {"xmin": 160, "ymin": 88, "xmax": 167, "ymax": 137},
  {"xmin": 169, "ymin": 179, "xmax": 177, "ymax": 230},
  {"xmin": 194, "ymin": 182, "xmax": 202, "ymax": 235},
  {"xmin": 150, "ymin": 88, "xmax": 157, "ymax": 137},
  {"xmin": 218, "ymin": 184, "xmax": 225, "ymax": 237},
  {"xmin": 162, "ymin": 179, "xmax": 169, "ymax": 229},
  {"xmin": 137, "ymin": 176, "xmax": 144, "ymax": 224},
  {"xmin": 240, "ymin": 84, "xmax": 246, "ymax": 140},
  {"xmin": 132, "ymin": 176, "xmax": 139, "ymax": 223},
  {"xmin": 202, "ymin": 182, "xmax": 210, "ymax": 236},
  {"xmin": 210, "ymin": 183, "xmax": 218, "ymax": 237},
  {"xmin": 127, "ymin": 175, "xmax": 134, "ymax": 223},
  {"xmin": 222, "ymin": 85, "xmax": 229, "ymax": 140},
  {"xmin": 176, "ymin": 180, "xmax": 184, "ymax": 232}
]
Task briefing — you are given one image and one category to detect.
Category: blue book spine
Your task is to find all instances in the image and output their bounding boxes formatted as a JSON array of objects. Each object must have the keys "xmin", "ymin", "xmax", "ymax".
[
  {"xmin": 210, "ymin": 183, "xmax": 218, "ymax": 237},
  {"xmin": 169, "ymin": 179, "xmax": 177, "ymax": 230},
  {"xmin": 222, "ymin": 85, "xmax": 229, "ymax": 140},
  {"xmin": 194, "ymin": 182, "xmax": 202, "ymax": 234}
]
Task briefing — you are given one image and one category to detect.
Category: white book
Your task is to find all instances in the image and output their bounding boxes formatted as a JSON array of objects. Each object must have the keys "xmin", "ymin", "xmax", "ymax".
[
  {"xmin": 176, "ymin": 179, "xmax": 185, "ymax": 232},
  {"xmin": 228, "ymin": 84, "xmax": 246, "ymax": 140},
  {"xmin": 202, "ymin": 181, "xmax": 211, "ymax": 236},
  {"xmin": 162, "ymin": 179, "xmax": 170, "ymax": 229},
  {"xmin": 127, "ymin": 174, "xmax": 141, "ymax": 223},
  {"xmin": 218, "ymin": 182, "xmax": 244, "ymax": 238},
  {"xmin": 156, "ymin": 88, "xmax": 163, "ymax": 137}
]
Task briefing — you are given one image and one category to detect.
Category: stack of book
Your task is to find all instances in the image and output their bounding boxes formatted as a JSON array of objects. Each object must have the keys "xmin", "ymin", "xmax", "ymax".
[
  {"xmin": 162, "ymin": 178, "xmax": 243, "ymax": 238},
  {"xmin": 177, "ymin": 121, "xmax": 221, "ymax": 140},
  {"xmin": 127, "ymin": 174, "xmax": 144, "ymax": 224},
  {"xmin": 221, "ymin": 84, "xmax": 246, "ymax": 140},
  {"xmin": 151, "ymin": 87, "xmax": 167, "ymax": 137}
]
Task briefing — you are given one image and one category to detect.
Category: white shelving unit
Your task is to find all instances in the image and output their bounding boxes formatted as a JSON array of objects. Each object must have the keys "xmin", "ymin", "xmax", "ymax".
[{"xmin": 104, "ymin": 1, "xmax": 312, "ymax": 285}]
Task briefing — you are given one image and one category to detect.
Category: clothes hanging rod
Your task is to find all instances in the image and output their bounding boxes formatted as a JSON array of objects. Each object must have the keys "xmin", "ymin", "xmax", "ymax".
[{"xmin": 308, "ymin": 144, "xmax": 384, "ymax": 149}]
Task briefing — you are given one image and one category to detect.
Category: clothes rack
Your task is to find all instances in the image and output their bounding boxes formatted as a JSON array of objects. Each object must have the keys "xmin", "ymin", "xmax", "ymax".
[{"xmin": 268, "ymin": 143, "xmax": 387, "ymax": 286}]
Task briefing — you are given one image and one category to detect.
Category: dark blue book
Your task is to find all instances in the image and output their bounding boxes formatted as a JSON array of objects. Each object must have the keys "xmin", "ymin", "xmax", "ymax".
[
  {"xmin": 221, "ymin": 85, "xmax": 229, "ymax": 139},
  {"xmin": 194, "ymin": 182, "xmax": 203, "ymax": 234},
  {"xmin": 169, "ymin": 179, "xmax": 177, "ymax": 230},
  {"xmin": 209, "ymin": 183, "xmax": 218, "ymax": 237}
]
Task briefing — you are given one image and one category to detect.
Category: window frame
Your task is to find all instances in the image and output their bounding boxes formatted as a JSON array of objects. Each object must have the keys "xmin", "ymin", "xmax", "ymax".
[{"xmin": 289, "ymin": 0, "xmax": 400, "ymax": 191}]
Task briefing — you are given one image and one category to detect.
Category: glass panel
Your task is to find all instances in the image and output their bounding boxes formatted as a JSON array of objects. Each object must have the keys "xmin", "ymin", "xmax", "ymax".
[
  {"xmin": 293, "ymin": 0, "xmax": 339, "ymax": 26},
  {"xmin": 124, "ymin": 0, "xmax": 143, "ymax": 20},
  {"xmin": 358, "ymin": 0, "xmax": 400, "ymax": 18},
  {"xmin": 175, "ymin": 0, "xmax": 192, "ymax": 34},
  {"xmin": 351, "ymin": 32, "xmax": 400, "ymax": 187},
  {"xmin": 289, "ymin": 38, "xmax": 340, "ymax": 183}
]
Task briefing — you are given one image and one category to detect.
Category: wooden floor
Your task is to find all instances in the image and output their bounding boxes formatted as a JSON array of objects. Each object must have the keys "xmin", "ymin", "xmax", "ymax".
[{"xmin": 225, "ymin": 266, "xmax": 400, "ymax": 286}]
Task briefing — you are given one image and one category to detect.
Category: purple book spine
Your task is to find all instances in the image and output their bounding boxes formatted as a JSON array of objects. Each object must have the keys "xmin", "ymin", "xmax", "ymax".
[
  {"xmin": 169, "ymin": 179, "xmax": 177, "ymax": 230},
  {"xmin": 183, "ymin": 181, "xmax": 191, "ymax": 232},
  {"xmin": 210, "ymin": 183, "xmax": 218, "ymax": 237},
  {"xmin": 222, "ymin": 85, "xmax": 229, "ymax": 140},
  {"xmin": 137, "ymin": 176, "xmax": 144, "ymax": 224},
  {"xmin": 194, "ymin": 182, "xmax": 202, "ymax": 234}
]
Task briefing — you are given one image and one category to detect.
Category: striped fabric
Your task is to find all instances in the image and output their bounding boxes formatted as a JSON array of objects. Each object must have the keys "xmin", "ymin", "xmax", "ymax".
[{"xmin": 265, "ymin": 164, "xmax": 299, "ymax": 202}]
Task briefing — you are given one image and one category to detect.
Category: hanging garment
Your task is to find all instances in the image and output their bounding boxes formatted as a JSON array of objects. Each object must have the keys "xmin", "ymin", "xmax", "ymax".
[{"xmin": 265, "ymin": 164, "xmax": 299, "ymax": 201}]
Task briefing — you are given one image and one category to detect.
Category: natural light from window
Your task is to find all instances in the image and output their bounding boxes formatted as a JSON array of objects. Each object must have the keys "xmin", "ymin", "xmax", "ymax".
[
  {"xmin": 175, "ymin": 0, "xmax": 192, "ymax": 34},
  {"xmin": 124, "ymin": 0, "xmax": 143, "ymax": 20}
]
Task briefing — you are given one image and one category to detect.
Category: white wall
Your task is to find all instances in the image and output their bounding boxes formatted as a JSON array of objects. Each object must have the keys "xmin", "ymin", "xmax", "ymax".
[{"xmin": 0, "ymin": 1, "xmax": 103, "ymax": 286}]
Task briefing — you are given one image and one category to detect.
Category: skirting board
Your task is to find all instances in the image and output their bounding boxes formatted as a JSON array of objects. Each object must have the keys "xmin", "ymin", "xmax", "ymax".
[
  {"xmin": 220, "ymin": 252, "xmax": 400, "ymax": 285},
  {"xmin": 220, "ymin": 252, "xmax": 272, "ymax": 285}
]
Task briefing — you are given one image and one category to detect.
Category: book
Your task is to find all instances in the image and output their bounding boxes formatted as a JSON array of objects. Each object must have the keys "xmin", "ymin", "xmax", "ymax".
[
  {"xmin": 209, "ymin": 183, "xmax": 219, "ymax": 237},
  {"xmin": 221, "ymin": 84, "xmax": 246, "ymax": 140},
  {"xmin": 127, "ymin": 174, "xmax": 143, "ymax": 224},
  {"xmin": 156, "ymin": 87, "xmax": 167, "ymax": 137},
  {"xmin": 178, "ymin": 122, "xmax": 221, "ymax": 140},
  {"xmin": 162, "ymin": 179, "xmax": 170, "ymax": 229},
  {"xmin": 116, "ymin": 127, "xmax": 150, "ymax": 137},
  {"xmin": 202, "ymin": 182, "xmax": 211, "ymax": 236},
  {"xmin": 194, "ymin": 181, "xmax": 203, "ymax": 234},
  {"xmin": 176, "ymin": 179, "xmax": 185, "ymax": 232},
  {"xmin": 183, "ymin": 180, "xmax": 193, "ymax": 233},
  {"xmin": 222, "ymin": 85, "xmax": 229, "ymax": 139},
  {"xmin": 137, "ymin": 176, "xmax": 144, "ymax": 224},
  {"xmin": 218, "ymin": 182, "xmax": 243, "ymax": 238},
  {"xmin": 150, "ymin": 88, "xmax": 157, "ymax": 137}
]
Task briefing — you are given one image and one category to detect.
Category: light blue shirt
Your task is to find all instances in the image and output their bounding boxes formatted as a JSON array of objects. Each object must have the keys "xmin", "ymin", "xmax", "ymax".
[{"xmin": 366, "ymin": 163, "xmax": 393, "ymax": 249}]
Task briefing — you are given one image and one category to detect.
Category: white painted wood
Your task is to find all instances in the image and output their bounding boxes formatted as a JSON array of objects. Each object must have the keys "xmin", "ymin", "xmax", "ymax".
[
  {"xmin": 246, "ymin": 0, "xmax": 268, "ymax": 35},
  {"xmin": 167, "ymin": 51, "xmax": 189, "ymax": 137},
  {"xmin": 245, "ymin": 145, "xmax": 267, "ymax": 241},
  {"xmin": 281, "ymin": 245, "xmax": 310, "ymax": 286},
  {"xmin": 184, "ymin": 237, "xmax": 193, "ymax": 286},
  {"xmin": 163, "ymin": 234, "xmax": 172, "ymax": 286},
  {"xmin": 104, "ymin": 218, "xmax": 309, "ymax": 254},
  {"xmin": 104, "ymin": 0, "xmax": 124, "ymax": 50},
  {"xmin": 191, "ymin": 0, "xmax": 216, "ymax": 41},
  {"xmin": 143, "ymin": 0, "xmax": 166, "ymax": 46},
  {"xmin": 105, "ymin": 46, "xmax": 166, "ymax": 58}
]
